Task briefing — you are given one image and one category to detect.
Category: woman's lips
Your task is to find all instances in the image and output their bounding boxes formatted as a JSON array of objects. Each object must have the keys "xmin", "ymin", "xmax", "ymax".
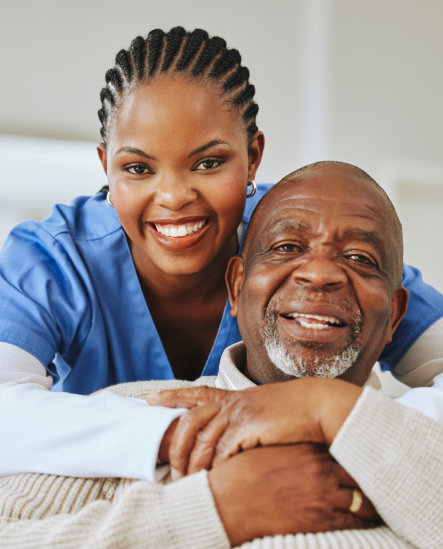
[
  {"xmin": 145, "ymin": 217, "xmax": 211, "ymax": 250},
  {"xmin": 153, "ymin": 219, "xmax": 207, "ymax": 237}
]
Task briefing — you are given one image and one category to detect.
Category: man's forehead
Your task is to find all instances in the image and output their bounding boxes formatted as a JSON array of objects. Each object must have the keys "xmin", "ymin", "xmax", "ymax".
[{"xmin": 256, "ymin": 179, "xmax": 390, "ymax": 233}]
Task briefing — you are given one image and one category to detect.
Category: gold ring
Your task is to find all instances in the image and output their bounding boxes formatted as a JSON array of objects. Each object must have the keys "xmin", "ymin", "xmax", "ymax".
[{"xmin": 349, "ymin": 489, "xmax": 363, "ymax": 513}]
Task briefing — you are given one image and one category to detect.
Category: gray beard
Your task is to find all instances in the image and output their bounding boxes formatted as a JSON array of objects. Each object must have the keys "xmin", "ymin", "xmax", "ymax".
[{"xmin": 262, "ymin": 308, "xmax": 362, "ymax": 379}]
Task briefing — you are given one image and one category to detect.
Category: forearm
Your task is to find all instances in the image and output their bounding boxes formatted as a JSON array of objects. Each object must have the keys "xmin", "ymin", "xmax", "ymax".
[
  {"xmin": 0, "ymin": 471, "xmax": 229, "ymax": 549},
  {"xmin": 330, "ymin": 387, "xmax": 443, "ymax": 549},
  {"xmin": 0, "ymin": 381, "xmax": 182, "ymax": 481}
]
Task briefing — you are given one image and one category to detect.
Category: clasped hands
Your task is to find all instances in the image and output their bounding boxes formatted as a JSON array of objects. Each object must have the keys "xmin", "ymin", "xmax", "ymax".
[{"xmin": 147, "ymin": 378, "xmax": 381, "ymax": 545}]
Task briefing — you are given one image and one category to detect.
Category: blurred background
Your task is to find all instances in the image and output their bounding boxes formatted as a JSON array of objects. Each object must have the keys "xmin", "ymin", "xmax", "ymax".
[{"xmin": 1, "ymin": 0, "xmax": 442, "ymax": 295}]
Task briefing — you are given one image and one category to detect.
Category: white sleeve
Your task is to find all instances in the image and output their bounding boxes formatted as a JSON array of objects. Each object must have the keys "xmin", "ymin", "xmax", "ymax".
[
  {"xmin": 391, "ymin": 318, "xmax": 443, "ymax": 425},
  {"xmin": 0, "ymin": 343, "xmax": 184, "ymax": 481},
  {"xmin": 396, "ymin": 373, "xmax": 443, "ymax": 425}
]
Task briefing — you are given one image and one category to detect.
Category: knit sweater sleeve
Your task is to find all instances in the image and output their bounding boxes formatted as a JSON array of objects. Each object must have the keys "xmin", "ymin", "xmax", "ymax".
[
  {"xmin": 330, "ymin": 386, "xmax": 443, "ymax": 549},
  {"xmin": 0, "ymin": 470, "xmax": 229, "ymax": 549}
]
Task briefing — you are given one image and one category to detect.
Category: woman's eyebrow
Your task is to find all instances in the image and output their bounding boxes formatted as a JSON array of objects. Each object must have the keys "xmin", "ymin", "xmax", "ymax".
[
  {"xmin": 114, "ymin": 147, "xmax": 156, "ymax": 160},
  {"xmin": 188, "ymin": 140, "xmax": 229, "ymax": 158}
]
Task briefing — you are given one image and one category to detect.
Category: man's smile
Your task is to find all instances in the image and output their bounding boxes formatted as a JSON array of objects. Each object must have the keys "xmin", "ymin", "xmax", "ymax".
[{"xmin": 281, "ymin": 312, "xmax": 346, "ymax": 329}]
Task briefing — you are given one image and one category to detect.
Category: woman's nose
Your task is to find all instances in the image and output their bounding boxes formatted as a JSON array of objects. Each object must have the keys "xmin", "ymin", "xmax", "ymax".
[{"xmin": 154, "ymin": 173, "xmax": 198, "ymax": 210}]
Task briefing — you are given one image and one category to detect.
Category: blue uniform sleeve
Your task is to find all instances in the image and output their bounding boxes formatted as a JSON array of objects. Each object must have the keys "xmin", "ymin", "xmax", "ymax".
[
  {"xmin": 0, "ymin": 221, "xmax": 90, "ymax": 376},
  {"xmin": 379, "ymin": 264, "xmax": 443, "ymax": 371}
]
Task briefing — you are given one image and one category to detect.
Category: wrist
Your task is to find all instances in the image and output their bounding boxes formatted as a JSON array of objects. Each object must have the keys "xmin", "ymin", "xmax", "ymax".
[
  {"xmin": 318, "ymin": 379, "xmax": 362, "ymax": 445},
  {"xmin": 158, "ymin": 417, "xmax": 179, "ymax": 463}
]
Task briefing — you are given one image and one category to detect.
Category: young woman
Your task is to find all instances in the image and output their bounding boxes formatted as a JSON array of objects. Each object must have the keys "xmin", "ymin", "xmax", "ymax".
[{"xmin": 0, "ymin": 27, "xmax": 442, "ymax": 481}]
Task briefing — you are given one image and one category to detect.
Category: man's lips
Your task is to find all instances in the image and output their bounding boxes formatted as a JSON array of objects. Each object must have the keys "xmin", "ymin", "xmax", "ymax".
[{"xmin": 281, "ymin": 312, "xmax": 346, "ymax": 330}]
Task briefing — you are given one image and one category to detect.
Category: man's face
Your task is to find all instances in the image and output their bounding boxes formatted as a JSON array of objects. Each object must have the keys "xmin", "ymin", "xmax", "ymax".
[{"xmin": 227, "ymin": 165, "xmax": 408, "ymax": 386}]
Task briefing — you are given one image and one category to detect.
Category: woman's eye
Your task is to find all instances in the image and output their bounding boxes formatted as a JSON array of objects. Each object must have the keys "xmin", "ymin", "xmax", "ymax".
[
  {"xmin": 194, "ymin": 158, "xmax": 222, "ymax": 171},
  {"xmin": 125, "ymin": 164, "xmax": 151, "ymax": 175}
]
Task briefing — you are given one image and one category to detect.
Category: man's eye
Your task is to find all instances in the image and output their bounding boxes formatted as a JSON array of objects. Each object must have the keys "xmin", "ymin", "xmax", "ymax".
[
  {"xmin": 125, "ymin": 164, "xmax": 150, "ymax": 175},
  {"xmin": 346, "ymin": 253, "xmax": 376, "ymax": 266},
  {"xmin": 194, "ymin": 158, "xmax": 222, "ymax": 171},
  {"xmin": 275, "ymin": 243, "xmax": 301, "ymax": 252}
]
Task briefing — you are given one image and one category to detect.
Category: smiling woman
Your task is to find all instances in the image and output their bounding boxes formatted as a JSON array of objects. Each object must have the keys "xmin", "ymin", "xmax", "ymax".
[{"xmin": 0, "ymin": 27, "xmax": 442, "ymax": 490}]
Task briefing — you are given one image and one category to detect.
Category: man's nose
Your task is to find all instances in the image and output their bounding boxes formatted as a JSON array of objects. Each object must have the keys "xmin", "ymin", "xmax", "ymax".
[
  {"xmin": 154, "ymin": 173, "xmax": 198, "ymax": 210},
  {"xmin": 291, "ymin": 254, "xmax": 348, "ymax": 291}
]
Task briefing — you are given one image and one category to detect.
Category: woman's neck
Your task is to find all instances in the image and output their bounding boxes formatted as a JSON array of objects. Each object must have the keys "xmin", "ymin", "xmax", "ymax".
[{"xmin": 132, "ymin": 233, "xmax": 238, "ymax": 303}]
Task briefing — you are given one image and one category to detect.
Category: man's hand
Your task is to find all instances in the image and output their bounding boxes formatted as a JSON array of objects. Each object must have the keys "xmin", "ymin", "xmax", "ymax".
[
  {"xmin": 208, "ymin": 444, "xmax": 380, "ymax": 546},
  {"xmin": 148, "ymin": 378, "xmax": 362, "ymax": 478}
]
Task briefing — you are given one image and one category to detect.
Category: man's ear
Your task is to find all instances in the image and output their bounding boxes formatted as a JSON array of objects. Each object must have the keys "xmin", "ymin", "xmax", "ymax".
[
  {"xmin": 225, "ymin": 255, "xmax": 245, "ymax": 317},
  {"xmin": 386, "ymin": 286, "xmax": 409, "ymax": 344},
  {"xmin": 97, "ymin": 143, "xmax": 108, "ymax": 175},
  {"xmin": 247, "ymin": 131, "xmax": 265, "ymax": 181}
]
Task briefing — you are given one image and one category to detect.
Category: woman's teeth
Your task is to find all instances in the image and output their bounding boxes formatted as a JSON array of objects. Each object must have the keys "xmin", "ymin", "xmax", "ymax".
[
  {"xmin": 154, "ymin": 220, "xmax": 206, "ymax": 237},
  {"xmin": 285, "ymin": 312, "xmax": 343, "ymax": 329}
]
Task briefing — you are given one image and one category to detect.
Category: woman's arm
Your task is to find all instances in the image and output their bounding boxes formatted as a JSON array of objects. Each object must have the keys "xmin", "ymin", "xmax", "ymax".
[{"xmin": 0, "ymin": 343, "xmax": 183, "ymax": 481}]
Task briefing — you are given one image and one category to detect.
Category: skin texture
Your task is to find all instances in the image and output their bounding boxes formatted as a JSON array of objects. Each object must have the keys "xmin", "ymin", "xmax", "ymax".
[{"xmin": 97, "ymin": 75, "xmax": 263, "ymax": 378}]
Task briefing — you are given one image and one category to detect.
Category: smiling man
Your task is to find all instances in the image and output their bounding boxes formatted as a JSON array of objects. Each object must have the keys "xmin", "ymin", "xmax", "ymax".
[
  {"xmin": 229, "ymin": 162, "xmax": 407, "ymax": 388},
  {"xmin": 0, "ymin": 162, "xmax": 441, "ymax": 549}
]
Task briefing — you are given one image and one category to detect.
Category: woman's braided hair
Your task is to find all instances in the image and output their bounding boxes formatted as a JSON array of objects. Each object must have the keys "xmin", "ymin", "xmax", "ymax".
[{"xmin": 98, "ymin": 27, "xmax": 259, "ymax": 147}]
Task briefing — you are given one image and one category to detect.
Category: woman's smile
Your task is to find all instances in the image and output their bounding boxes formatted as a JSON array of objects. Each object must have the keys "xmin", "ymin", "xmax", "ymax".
[{"xmin": 146, "ymin": 216, "xmax": 212, "ymax": 250}]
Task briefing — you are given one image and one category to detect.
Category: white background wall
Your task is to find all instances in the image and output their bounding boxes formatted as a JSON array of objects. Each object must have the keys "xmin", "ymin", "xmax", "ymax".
[{"xmin": 1, "ymin": 0, "xmax": 442, "ymax": 290}]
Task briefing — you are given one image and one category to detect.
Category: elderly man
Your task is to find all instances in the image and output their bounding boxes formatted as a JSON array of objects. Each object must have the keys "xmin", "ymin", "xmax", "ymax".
[{"xmin": 0, "ymin": 162, "xmax": 441, "ymax": 549}]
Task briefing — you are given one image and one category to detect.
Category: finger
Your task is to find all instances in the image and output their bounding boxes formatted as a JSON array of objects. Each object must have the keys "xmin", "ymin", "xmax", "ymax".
[
  {"xmin": 333, "ymin": 462, "xmax": 360, "ymax": 489},
  {"xmin": 334, "ymin": 487, "xmax": 380, "ymax": 522},
  {"xmin": 332, "ymin": 510, "xmax": 381, "ymax": 531},
  {"xmin": 147, "ymin": 386, "xmax": 228, "ymax": 408},
  {"xmin": 187, "ymin": 414, "xmax": 229, "ymax": 474},
  {"xmin": 212, "ymin": 423, "xmax": 262, "ymax": 466},
  {"xmin": 169, "ymin": 402, "xmax": 221, "ymax": 478}
]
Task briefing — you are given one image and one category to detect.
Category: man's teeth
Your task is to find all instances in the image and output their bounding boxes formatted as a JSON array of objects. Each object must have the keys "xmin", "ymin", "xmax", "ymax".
[
  {"xmin": 154, "ymin": 220, "xmax": 206, "ymax": 237},
  {"xmin": 286, "ymin": 312, "xmax": 342, "ymax": 329}
]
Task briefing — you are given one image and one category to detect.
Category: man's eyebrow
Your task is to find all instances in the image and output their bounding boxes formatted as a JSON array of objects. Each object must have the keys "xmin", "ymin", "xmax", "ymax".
[
  {"xmin": 114, "ymin": 147, "xmax": 157, "ymax": 160},
  {"xmin": 267, "ymin": 218, "xmax": 312, "ymax": 236},
  {"xmin": 342, "ymin": 229, "xmax": 385, "ymax": 252},
  {"xmin": 188, "ymin": 140, "xmax": 229, "ymax": 158}
]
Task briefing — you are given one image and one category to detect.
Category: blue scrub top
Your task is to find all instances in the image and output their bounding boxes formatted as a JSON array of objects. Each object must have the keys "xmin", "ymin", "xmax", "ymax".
[{"xmin": 0, "ymin": 185, "xmax": 441, "ymax": 393}]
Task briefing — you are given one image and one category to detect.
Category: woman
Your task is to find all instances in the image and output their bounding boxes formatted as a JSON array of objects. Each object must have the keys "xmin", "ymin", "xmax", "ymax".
[{"xmin": 0, "ymin": 27, "xmax": 442, "ymax": 481}]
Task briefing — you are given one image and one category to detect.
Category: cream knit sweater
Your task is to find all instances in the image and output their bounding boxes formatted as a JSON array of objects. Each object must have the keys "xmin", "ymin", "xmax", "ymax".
[{"xmin": 0, "ymin": 368, "xmax": 441, "ymax": 548}]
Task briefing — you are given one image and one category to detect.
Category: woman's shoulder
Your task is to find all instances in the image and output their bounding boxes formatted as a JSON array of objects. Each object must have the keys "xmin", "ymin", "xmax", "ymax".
[
  {"xmin": 28, "ymin": 193, "xmax": 121, "ymax": 241},
  {"xmin": 0, "ymin": 193, "xmax": 124, "ymax": 279}
]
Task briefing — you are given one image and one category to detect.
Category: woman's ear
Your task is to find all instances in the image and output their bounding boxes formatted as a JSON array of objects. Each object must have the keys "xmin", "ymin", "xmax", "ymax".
[
  {"xmin": 97, "ymin": 144, "xmax": 108, "ymax": 175},
  {"xmin": 225, "ymin": 255, "xmax": 245, "ymax": 317},
  {"xmin": 386, "ymin": 286, "xmax": 409, "ymax": 344},
  {"xmin": 247, "ymin": 131, "xmax": 265, "ymax": 181}
]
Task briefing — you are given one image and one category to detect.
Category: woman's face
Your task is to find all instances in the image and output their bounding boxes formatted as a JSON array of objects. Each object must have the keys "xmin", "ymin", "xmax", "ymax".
[{"xmin": 99, "ymin": 75, "xmax": 263, "ymax": 279}]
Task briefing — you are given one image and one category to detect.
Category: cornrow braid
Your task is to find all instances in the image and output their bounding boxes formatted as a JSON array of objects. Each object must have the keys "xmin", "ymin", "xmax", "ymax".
[{"xmin": 98, "ymin": 26, "xmax": 259, "ymax": 146}]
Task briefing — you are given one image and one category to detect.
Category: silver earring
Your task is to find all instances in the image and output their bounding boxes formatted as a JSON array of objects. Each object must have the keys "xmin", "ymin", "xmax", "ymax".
[
  {"xmin": 106, "ymin": 191, "xmax": 114, "ymax": 207},
  {"xmin": 246, "ymin": 180, "xmax": 257, "ymax": 198}
]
